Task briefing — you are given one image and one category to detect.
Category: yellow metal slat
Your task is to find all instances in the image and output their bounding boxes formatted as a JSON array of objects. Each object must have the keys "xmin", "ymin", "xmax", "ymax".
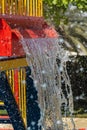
[
  {"xmin": 10, "ymin": 0, "xmax": 13, "ymax": 14},
  {"xmin": 38, "ymin": 0, "xmax": 43, "ymax": 16},
  {"xmin": 39, "ymin": 0, "xmax": 42, "ymax": 16},
  {"xmin": 0, "ymin": 0, "xmax": 43, "ymax": 16},
  {"xmin": 18, "ymin": 68, "xmax": 27, "ymax": 126},
  {"xmin": 4, "ymin": 0, "xmax": 6, "ymax": 14},
  {"xmin": 38, "ymin": 0, "xmax": 39, "ymax": 16},
  {"xmin": 35, "ymin": 0, "xmax": 38, "ymax": 16},
  {"xmin": 23, "ymin": 74, "xmax": 25, "ymax": 123},
  {"xmin": 18, "ymin": 0, "xmax": 22, "ymax": 15},
  {"xmin": 8, "ymin": 70, "xmax": 12, "ymax": 90},
  {"xmin": 1, "ymin": 0, "xmax": 5, "ymax": 14},
  {"xmin": 6, "ymin": 69, "xmax": 14, "ymax": 93},
  {"xmin": 18, "ymin": 69, "xmax": 21, "ymax": 113},
  {"xmin": 6, "ymin": 70, "xmax": 9, "ymax": 78},
  {"xmin": 14, "ymin": 0, "xmax": 17, "ymax": 14},
  {"xmin": 19, "ymin": 68, "xmax": 23, "ymax": 120},
  {"xmin": 21, "ymin": 69, "xmax": 23, "ymax": 118},
  {"xmin": 0, "ymin": 1, "xmax": 1, "ymax": 13},
  {"xmin": 21, "ymin": 68, "xmax": 24, "ymax": 121},
  {"xmin": 11, "ymin": 69, "xmax": 14, "ymax": 93},
  {"xmin": 18, "ymin": 68, "xmax": 26, "ymax": 125},
  {"xmin": 32, "ymin": 0, "xmax": 35, "ymax": 16},
  {"xmin": 24, "ymin": 0, "xmax": 27, "ymax": 15},
  {"xmin": 26, "ymin": 0, "xmax": 29, "ymax": 16},
  {"xmin": 29, "ymin": 0, "xmax": 32, "ymax": 16},
  {"xmin": 6, "ymin": 70, "xmax": 10, "ymax": 88},
  {"xmin": 21, "ymin": 0, "xmax": 24, "ymax": 15},
  {"xmin": 7, "ymin": 0, "xmax": 10, "ymax": 14},
  {"xmin": 12, "ymin": 0, "xmax": 16, "ymax": 15},
  {"xmin": 0, "ymin": 101, "xmax": 4, "ymax": 106},
  {"xmin": 40, "ymin": 0, "xmax": 43, "ymax": 16},
  {"xmin": 22, "ymin": 68, "xmax": 27, "ymax": 125}
]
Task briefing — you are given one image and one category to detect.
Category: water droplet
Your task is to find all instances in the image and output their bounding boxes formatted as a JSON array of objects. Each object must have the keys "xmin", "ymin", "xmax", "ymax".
[
  {"xmin": 41, "ymin": 70, "xmax": 46, "ymax": 74},
  {"xmin": 59, "ymin": 66, "xmax": 63, "ymax": 72},
  {"xmin": 41, "ymin": 83, "xmax": 47, "ymax": 89},
  {"xmin": 31, "ymin": 121, "xmax": 36, "ymax": 126},
  {"xmin": 56, "ymin": 120, "xmax": 62, "ymax": 125}
]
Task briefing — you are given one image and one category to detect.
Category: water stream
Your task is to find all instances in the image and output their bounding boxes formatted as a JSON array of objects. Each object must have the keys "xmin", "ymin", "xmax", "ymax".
[{"xmin": 21, "ymin": 38, "xmax": 74, "ymax": 130}]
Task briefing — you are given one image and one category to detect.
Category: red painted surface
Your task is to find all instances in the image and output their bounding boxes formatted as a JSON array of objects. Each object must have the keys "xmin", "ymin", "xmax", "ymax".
[
  {"xmin": 0, "ymin": 15, "xmax": 58, "ymax": 57},
  {"xmin": 12, "ymin": 29, "xmax": 25, "ymax": 57},
  {"xmin": 0, "ymin": 116, "xmax": 9, "ymax": 119},
  {"xmin": 0, "ymin": 19, "xmax": 11, "ymax": 56},
  {"xmin": 0, "ymin": 15, "xmax": 44, "ymax": 29},
  {"xmin": 14, "ymin": 69, "xmax": 19, "ymax": 104},
  {"xmin": 79, "ymin": 128, "xmax": 87, "ymax": 130}
]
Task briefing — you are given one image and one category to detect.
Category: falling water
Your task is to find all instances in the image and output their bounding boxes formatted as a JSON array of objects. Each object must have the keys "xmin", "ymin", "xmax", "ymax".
[{"xmin": 21, "ymin": 38, "xmax": 74, "ymax": 130}]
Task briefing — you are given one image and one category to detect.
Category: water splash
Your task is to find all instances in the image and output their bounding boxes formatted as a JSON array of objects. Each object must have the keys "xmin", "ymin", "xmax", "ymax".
[{"xmin": 21, "ymin": 38, "xmax": 74, "ymax": 130}]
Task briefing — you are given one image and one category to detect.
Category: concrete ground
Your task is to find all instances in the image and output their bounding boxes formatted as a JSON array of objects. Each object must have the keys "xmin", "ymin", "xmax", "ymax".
[
  {"xmin": 63, "ymin": 118, "xmax": 87, "ymax": 130},
  {"xmin": 0, "ymin": 118, "xmax": 87, "ymax": 130},
  {"xmin": 0, "ymin": 124, "xmax": 13, "ymax": 129}
]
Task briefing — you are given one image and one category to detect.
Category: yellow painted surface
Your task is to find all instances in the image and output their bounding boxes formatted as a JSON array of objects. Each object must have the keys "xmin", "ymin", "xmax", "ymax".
[
  {"xmin": 0, "ymin": 101, "xmax": 4, "ymax": 106},
  {"xmin": 20, "ymin": 68, "xmax": 27, "ymax": 125},
  {"xmin": 0, "ymin": 0, "xmax": 43, "ymax": 16},
  {"xmin": 0, "ymin": 57, "xmax": 28, "ymax": 71},
  {"xmin": 1, "ymin": 0, "xmax": 5, "ymax": 14}
]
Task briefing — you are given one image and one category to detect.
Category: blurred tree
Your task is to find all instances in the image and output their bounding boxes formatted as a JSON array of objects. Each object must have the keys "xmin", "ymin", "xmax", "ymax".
[
  {"xmin": 43, "ymin": 0, "xmax": 87, "ymax": 27},
  {"xmin": 67, "ymin": 56, "xmax": 87, "ymax": 112}
]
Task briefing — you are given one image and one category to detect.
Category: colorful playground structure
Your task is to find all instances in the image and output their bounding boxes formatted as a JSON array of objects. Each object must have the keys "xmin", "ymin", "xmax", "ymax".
[
  {"xmin": 0, "ymin": 0, "xmax": 86, "ymax": 130},
  {"xmin": 0, "ymin": 0, "xmax": 57, "ymax": 130}
]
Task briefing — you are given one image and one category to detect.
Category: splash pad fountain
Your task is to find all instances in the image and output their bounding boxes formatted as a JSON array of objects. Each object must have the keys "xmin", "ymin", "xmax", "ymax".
[
  {"xmin": 21, "ymin": 38, "xmax": 74, "ymax": 130},
  {"xmin": 0, "ymin": 0, "xmax": 74, "ymax": 130}
]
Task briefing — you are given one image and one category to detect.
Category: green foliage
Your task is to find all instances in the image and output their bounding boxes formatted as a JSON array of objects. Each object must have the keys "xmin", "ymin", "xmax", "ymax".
[
  {"xmin": 43, "ymin": 0, "xmax": 69, "ymax": 27},
  {"xmin": 73, "ymin": 0, "xmax": 87, "ymax": 11},
  {"xmin": 43, "ymin": 0, "xmax": 87, "ymax": 27}
]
